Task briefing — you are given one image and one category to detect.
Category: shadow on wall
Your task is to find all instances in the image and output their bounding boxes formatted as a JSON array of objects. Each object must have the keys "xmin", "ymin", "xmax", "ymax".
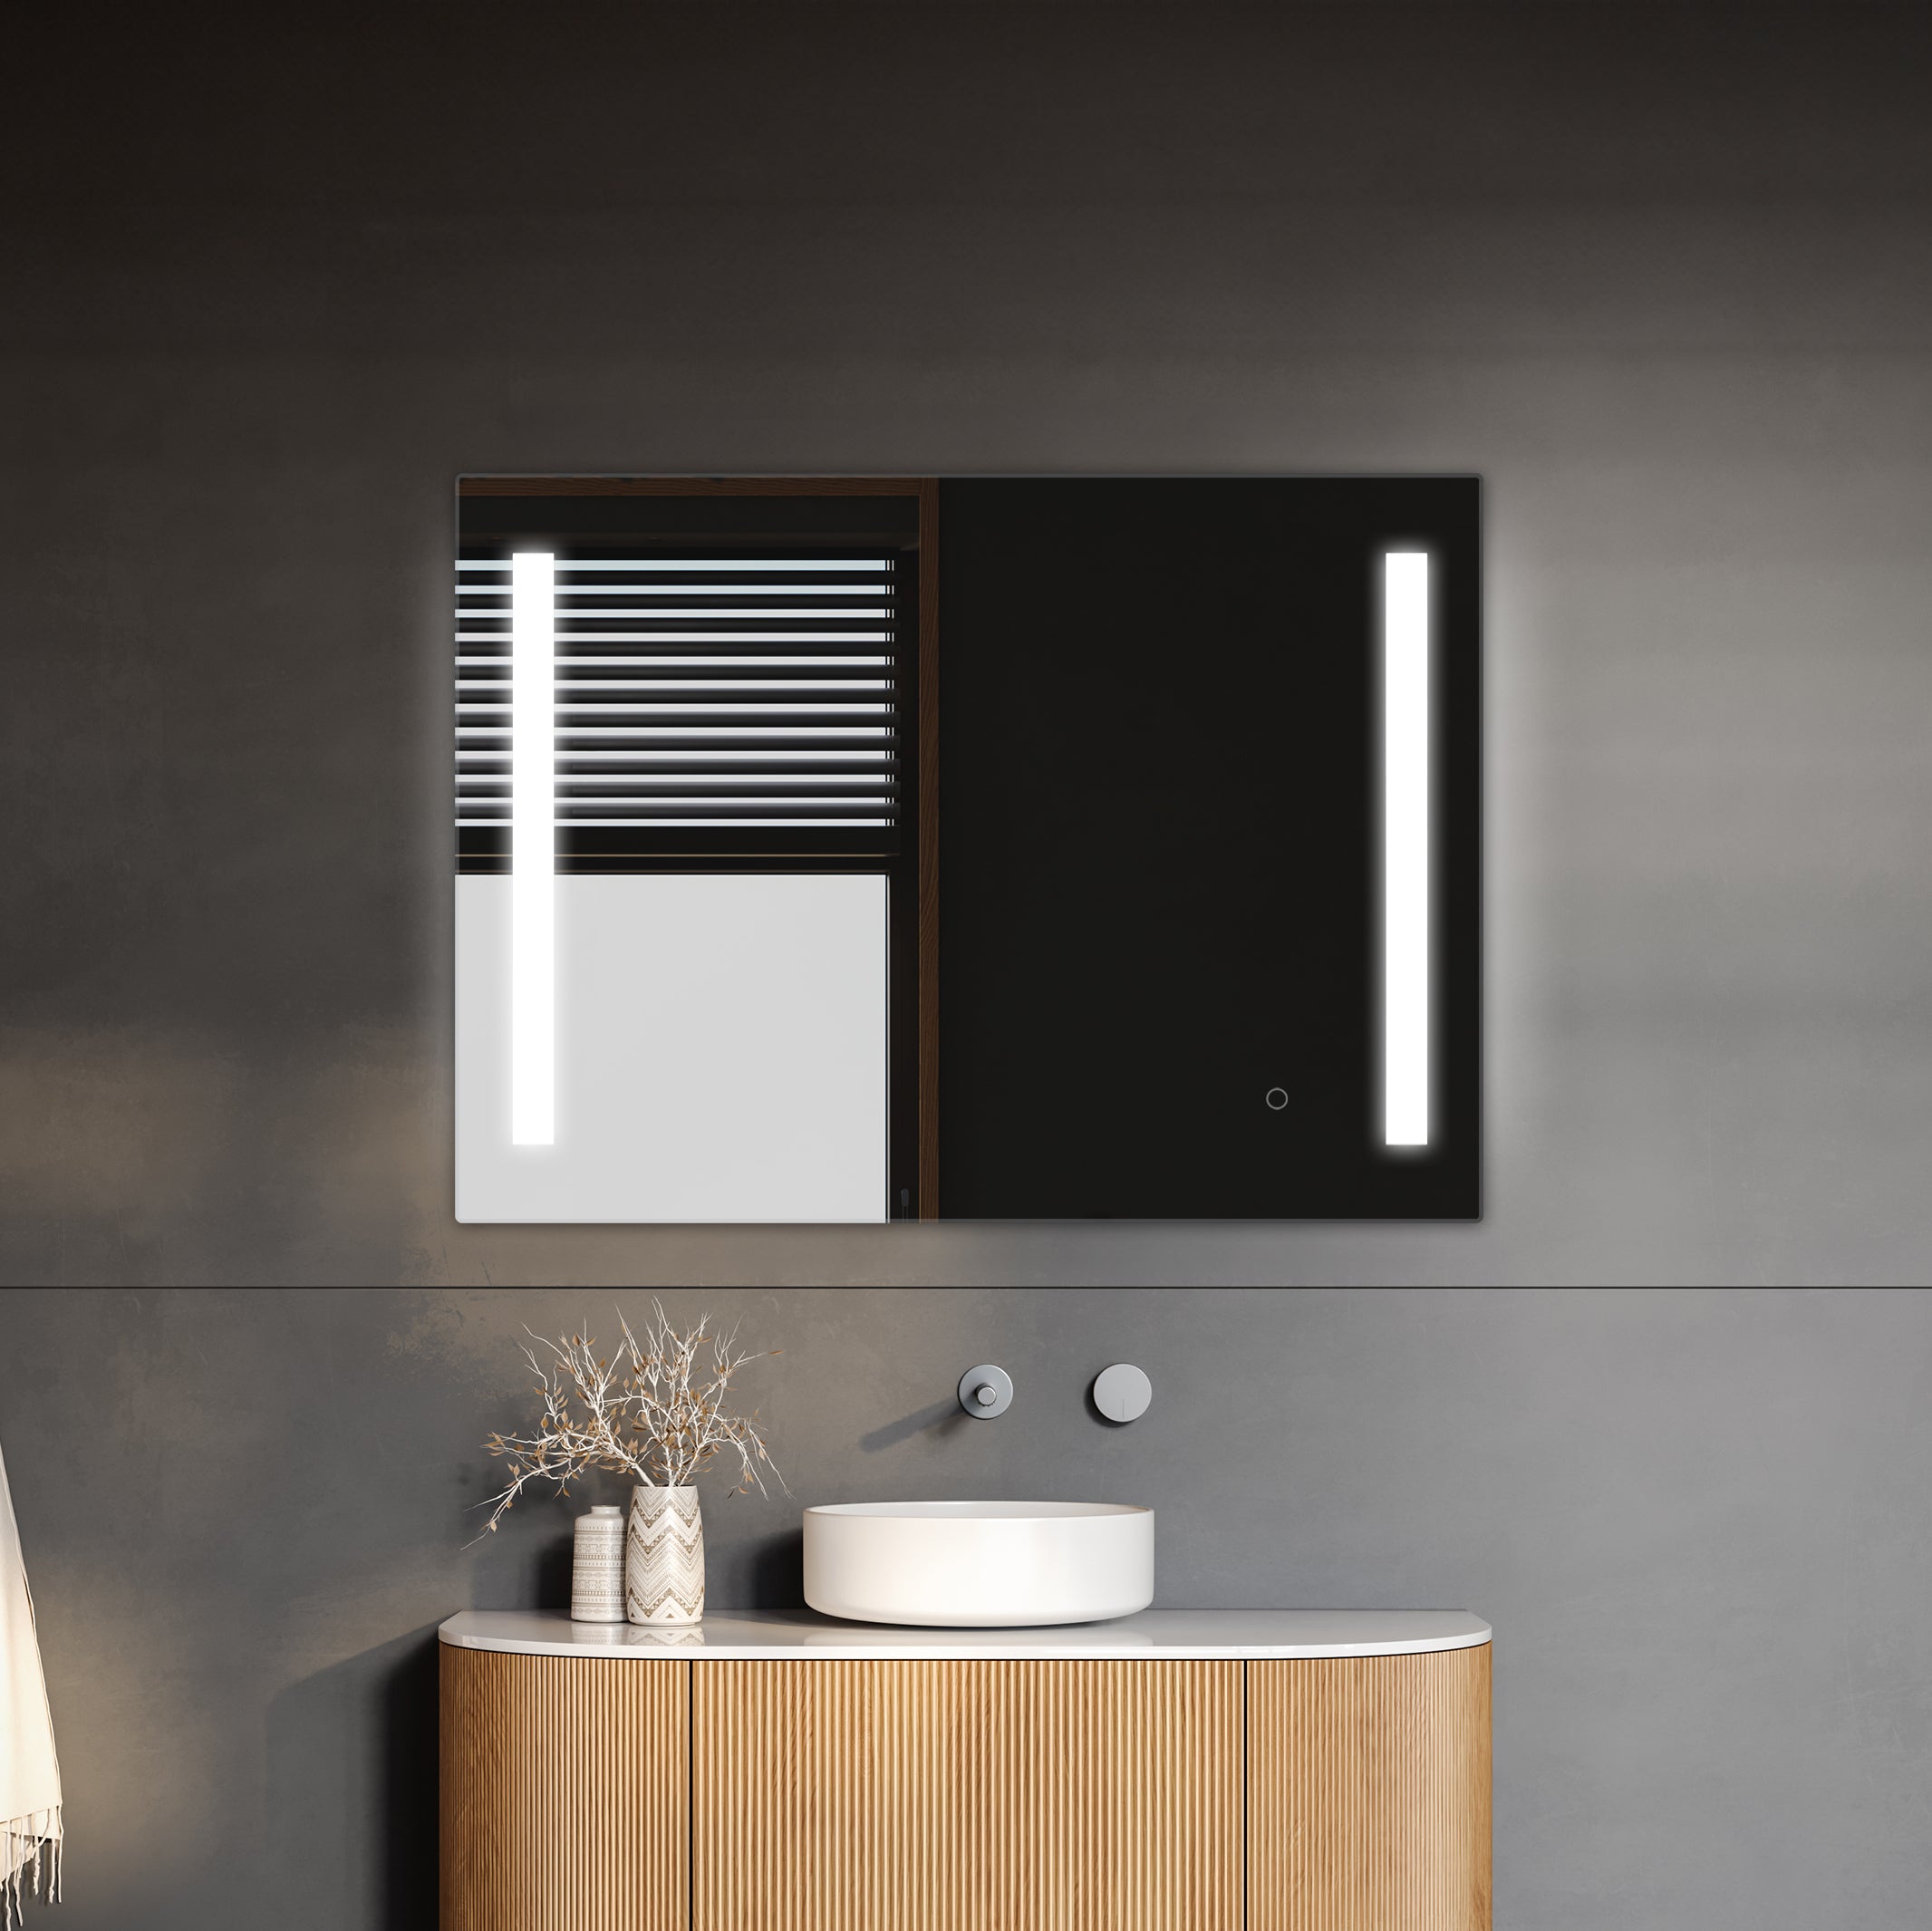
[
  {"xmin": 859, "ymin": 1398, "xmax": 964, "ymax": 1453},
  {"xmin": 469, "ymin": 1530, "xmax": 574, "ymax": 1611},
  {"xmin": 266, "ymin": 1627, "xmax": 440, "ymax": 1931},
  {"xmin": 700, "ymin": 1521, "xmax": 807, "ymax": 1610},
  {"xmin": 746, "ymin": 1526, "xmax": 803, "ymax": 1608}
]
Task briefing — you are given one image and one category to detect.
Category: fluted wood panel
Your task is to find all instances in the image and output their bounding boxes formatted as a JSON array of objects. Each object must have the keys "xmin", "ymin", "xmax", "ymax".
[
  {"xmin": 440, "ymin": 1646, "xmax": 689, "ymax": 1931},
  {"xmin": 693, "ymin": 1658, "xmax": 1241, "ymax": 1931},
  {"xmin": 1247, "ymin": 1647, "xmax": 1492, "ymax": 1931}
]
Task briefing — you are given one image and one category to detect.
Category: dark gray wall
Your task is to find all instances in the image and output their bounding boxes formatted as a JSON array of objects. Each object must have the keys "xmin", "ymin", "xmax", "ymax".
[
  {"xmin": 4, "ymin": 4, "xmax": 1930, "ymax": 1285},
  {"xmin": 5, "ymin": 1286, "xmax": 1932, "ymax": 1931}
]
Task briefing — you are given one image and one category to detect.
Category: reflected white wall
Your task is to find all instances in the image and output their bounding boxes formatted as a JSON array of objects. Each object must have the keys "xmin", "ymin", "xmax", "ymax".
[{"xmin": 456, "ymin": 874, "xmax": 887, "ymax": 1221}]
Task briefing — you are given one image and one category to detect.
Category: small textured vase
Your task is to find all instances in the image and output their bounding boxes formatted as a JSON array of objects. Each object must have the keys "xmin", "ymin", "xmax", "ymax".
[
  {"xmin": 626, "ymin": 1485, "xmax": 705, "ymax": 1626},
  {"xmin": 570, "ymin": 1504, "xmax": 626, "ymax": 1623}
]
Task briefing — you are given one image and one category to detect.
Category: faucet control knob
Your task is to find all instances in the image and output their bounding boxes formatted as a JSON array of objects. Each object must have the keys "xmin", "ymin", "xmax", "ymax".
[
  {"xmin": 958, "ymin": 1364, "xmax": 1014, "ymax": 1419},
  {"xmin": 1092, "ymin": 1362, "xmax": 1154, "ymax": 1424}
]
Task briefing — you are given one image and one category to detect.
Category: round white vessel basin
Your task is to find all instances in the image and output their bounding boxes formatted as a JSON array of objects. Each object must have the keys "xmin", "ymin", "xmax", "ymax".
[{"xmin": 803, "ymin": 1501, "xmax": 1154, "ymax": 1627}]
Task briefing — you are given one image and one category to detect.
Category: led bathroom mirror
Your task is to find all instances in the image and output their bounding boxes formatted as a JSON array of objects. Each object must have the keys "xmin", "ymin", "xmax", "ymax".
[{"xmin": 453, "ymin": 476, "xmax": 1478, "ymax": 1223}]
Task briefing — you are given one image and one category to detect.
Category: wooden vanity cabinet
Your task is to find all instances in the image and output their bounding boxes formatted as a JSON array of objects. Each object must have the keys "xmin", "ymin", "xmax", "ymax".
[
  {"xmin": 439, "ymin": 1646, "xmax": 688, "ymax": 1931},
  {"xmin": 1248, "ymin": 1648, "xmax": 1492, "ymax": 1931},
  {"xmin": 692, "ymin": 1658, "xmax": 1241, "ymax": 1931},
  {"xmin": 440, "ymin": 1639, "xmax": 1490, "ymax": 1931}
]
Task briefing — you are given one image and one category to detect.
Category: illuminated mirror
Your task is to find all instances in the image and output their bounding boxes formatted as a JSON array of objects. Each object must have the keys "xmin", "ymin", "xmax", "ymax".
[{"xmin": 453, "ymin": 478, "xmax": 1478, "ymax": 1221}]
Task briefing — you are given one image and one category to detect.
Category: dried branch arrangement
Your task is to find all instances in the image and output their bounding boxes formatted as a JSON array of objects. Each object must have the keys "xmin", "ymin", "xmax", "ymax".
[{"xmin": 475, "ymin": 1300, "xmax": 784, "ymax": 1539}]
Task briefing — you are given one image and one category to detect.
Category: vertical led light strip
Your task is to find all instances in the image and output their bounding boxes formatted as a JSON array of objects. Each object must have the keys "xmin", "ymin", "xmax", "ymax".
[
  {"xmin": 1384, "ymin": 550, "xmax": 1430, "ymax": 1147},
  {"xmin": 511, "ymin": 552, "xmax": 555, "ymax": 1144}
]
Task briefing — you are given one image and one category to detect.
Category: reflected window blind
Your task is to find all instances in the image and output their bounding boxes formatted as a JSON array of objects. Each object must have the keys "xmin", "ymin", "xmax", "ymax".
[{"xmin": 453, "ymin": 549, "xmax": 904, "ymax": 861}]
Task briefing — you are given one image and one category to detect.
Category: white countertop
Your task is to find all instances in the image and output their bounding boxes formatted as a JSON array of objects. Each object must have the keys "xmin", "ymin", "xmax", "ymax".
[{"xmin": 440, "ymin": 1608, "xmax": 1491, "ymax": 1661}]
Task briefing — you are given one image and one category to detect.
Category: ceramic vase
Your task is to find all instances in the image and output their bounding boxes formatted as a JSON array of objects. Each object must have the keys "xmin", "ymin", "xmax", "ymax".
[
  {"xmin": 626, "ymin": 1484, "xmax": 705, "ymax": 1625},
  {"xmin": 570, "ymin": 1504, "xmax": 626, "ymax": 1623}
]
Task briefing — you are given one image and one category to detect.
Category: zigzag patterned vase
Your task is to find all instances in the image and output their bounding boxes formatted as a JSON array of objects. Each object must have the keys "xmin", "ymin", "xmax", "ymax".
[{"xmin": 625, "ymin": 1484, "xmax": 705, "ymax": 1626}]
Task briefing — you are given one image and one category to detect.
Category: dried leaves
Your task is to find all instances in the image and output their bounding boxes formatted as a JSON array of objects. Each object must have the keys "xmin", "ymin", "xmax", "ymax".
[{"xmin": 470, "ymin": 1300, "xmax": 787, "ymax": 1542}]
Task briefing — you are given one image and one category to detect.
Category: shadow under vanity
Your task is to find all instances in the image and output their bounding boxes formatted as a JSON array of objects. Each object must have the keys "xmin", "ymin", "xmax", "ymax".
[{"xmin": 439, "ymin": 1608, "xmax": 1492, "ymax": 1931}]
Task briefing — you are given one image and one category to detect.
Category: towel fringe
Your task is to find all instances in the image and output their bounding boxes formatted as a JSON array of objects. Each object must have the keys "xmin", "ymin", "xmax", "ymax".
[{"xmin": 2, "ymin": 1806, "xmax": 61, "ymax": 1926}]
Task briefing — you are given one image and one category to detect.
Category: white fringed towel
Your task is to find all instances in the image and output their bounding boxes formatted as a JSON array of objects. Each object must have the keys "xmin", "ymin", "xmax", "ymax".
[{"xmin": 0, "ymin": 1442, "xmax": 60, "ymax": 1923}]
